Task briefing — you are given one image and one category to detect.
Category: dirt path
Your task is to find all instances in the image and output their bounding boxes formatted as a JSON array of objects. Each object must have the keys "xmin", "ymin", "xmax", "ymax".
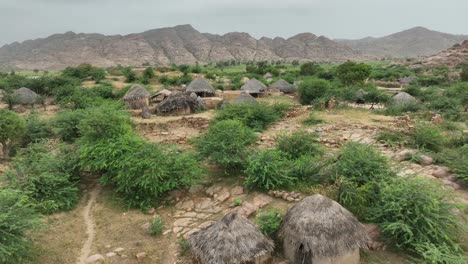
[{"xmin": 77, "ymin": 186, "xmax": 100, "ymax": 264}]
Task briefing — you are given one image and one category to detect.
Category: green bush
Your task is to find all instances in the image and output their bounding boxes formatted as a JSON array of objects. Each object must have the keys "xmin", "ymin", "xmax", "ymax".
[
  {"xmin": 409, "ymin": 124, "xmax": 446, "ymax": 152},
  {"xmin": 214, "ymin": 103, "xmax": 288, "ymax": 131},
  {"xmin": 276, "ymin": 131, "xmax": 322, "ymax": 159},
  {"xmin": 299, "ymin": 62, "xmax": 323, "ymax": 76},
  {"xmin": 301, "ymin": 111, "xmax": 324, "ymax": 126},
  {"xmin": 255, "ymin": 208, "xmax": 283, "ymax": 237},
  {"xmin": 0, "ymin": 189, "xmax": 39, "ymax": 264},
  {"xmin": 196, "ymin": 120, "xmax": 256, "ymax": 168},
  {"xmin": 53, "ymin": 109, "xmax": 86, "ymax": 142},
  {"xmin": 440, "ymin": 145, "xmax": 468, "ymax": 184},
  {"xmin": 244, "ymin": 148, "xmax": 294, "ymax": 190},
  {"xmin": 149, "ymin": 216, "xmax": 164, "ymax": 236},
  {"xmin": 22, "ymin": 113, "xmax": 52, "ymax": 146},
  {"xmin": 0, "ymin": 109, "xmax": 25, "ymax": 158},
  {"xmin": 370, "ymin": 176, "xmax": 464, "ymax": 262},
  {"xmin": 82, "ymin": 136, "xmax": 202, "ymax": 208},
  {"xmin": 336, "ymin": 61, "xmax": 371, "ymax": 85},
  {"xmin": 298, "ymin": 77, "xmax": 331, "ymax": 105},
  {"xmin": 4, "ymin": 142, "xmax": 80, "ymax": 214},
  {"xmin": 461, "ymin": 63, "xmax": 468, "ymax": 82},
  {"xmin": 177, "ymin": 238, "xmax": 191, "ymax": 256},
  {"xmin": 384, "ymin": 100, "xmax": 421, "ymax": 116},
  {"xmin": 376, "ymin": 129, "xmax": 407, "ymax": 147},
  {"xmin": 289, "ymin": 155, "xmax": 327, "ymax": 184},
  {"xmin": 122, "ymin": 67, "xmax": 136, "ymax": 83}
]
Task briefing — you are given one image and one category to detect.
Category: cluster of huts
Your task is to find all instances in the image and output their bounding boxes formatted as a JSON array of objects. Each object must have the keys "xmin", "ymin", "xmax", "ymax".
[
  {"xmin": 123, "ymin": 77, "xmax": 297, "ymax": 117},
  {"xmin": 187, "ymin": 194, "xmax": 369, "ymax": 264}
]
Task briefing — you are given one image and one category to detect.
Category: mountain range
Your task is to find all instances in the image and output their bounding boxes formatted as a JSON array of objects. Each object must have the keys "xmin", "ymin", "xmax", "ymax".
[{"xmin": 0, "ymin": 25, "xmax": 466, "ymax": 70}]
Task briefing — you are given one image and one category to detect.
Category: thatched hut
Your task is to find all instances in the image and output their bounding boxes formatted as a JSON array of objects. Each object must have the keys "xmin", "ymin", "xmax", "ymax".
[
  {"xmin": 151, "ymin": 89, "xmax": 172, "ymax": 103},
  {"xmin": 269, "ymin": 79, "xmax": 296, "ymax": 93},
  {"xmin": 232, "ymin": 92, "xmax": 258, "ymax": 105},
  {"xmin": 156, "ymin": 91, "xmax": 198, "ymax": 115},
  {"xmin": 241, "ymin": 78, "xmax": 267, "ymax": 97},
  {"xmin": 354, "ymin": 89, "xmax": 368, "ymax": 104},
  {"xmin": 279, "ymin": 195, "xmax": 368, "ymax": 264},
  {"xmin": 186, "ymin": 78, "xmax": 215, "ymax": 97},
  {"xmin": 391, "ymin": 92, "xmax": 417, "ymax": 105},
  {"xmin": 188, "ymin": 212, "xmax": 274, "ymax": 264},
  {"xmin": 123, "ymin": 84, "xmax": 150, "ymax": 110},
  {"xmin": 263, "ymin": 72, "xmax": 273, "ymax": 79},
  {"xmin": 13, "ymin": 87, "xmax": 39, "ymax": 106}
]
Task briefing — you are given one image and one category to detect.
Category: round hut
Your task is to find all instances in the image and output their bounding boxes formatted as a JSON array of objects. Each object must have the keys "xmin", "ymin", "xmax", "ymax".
[
  {"xmin": 269, "ymin": 79, "xmax": 296, "ymax": 93},
  {"xmin": 186, "ymin": 78, "xmax": 215, "ymax": 97},
  {"xmin": 123, "ymin": 84, "xmax": 151, "ymax": 110},
  {"xmin": 279, "ymin": 195, "xmax": 368, "ymax": 264},
  {"xmin": 13, "ymin": 87, "xmax": 39, "ymax": 106},
  {"xmin": 188, "ymin": 212, "xmax": 274, "ymax": 264},
  {"xmin": 156, "ymin": 91, "xmax": 198, "ymax": 115},
  {"xmin": 241, "ymin": 78, "xmax": 267, "ymax": 97},
  {"xmin": 391, "ymin": 92, "xmax": 417, "ymax": 105},
  {"xmin": 232, "ymin": 92, "xmax": 258, "ymax": 105},
  {"xmin": 354, "ymin": 89, "xmax": 368, "ymax": 104}
]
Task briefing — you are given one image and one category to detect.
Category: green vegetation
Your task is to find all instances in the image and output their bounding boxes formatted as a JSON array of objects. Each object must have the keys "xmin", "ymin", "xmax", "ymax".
[
  {"xmin": 461, "ymin": 63, "xmax": 468, "ymax": 82},
  {"xmin": 0, "ymin": 109, "xmax": 25, "ymax": 158},
  {"xmin": 301, "ymin": 111, "xmax": 324, "ymax": 126},
  {"xmin": 276, "ymin": 131, "xmax": 322, "ymax": 159},
  {"xmin": 62, "ymin": 64, "xmax": 106, "ymax": 82},
  {"xmin": 299, "ymin": 62, "xmax": 323, "ymax": 76},
  {"xmin": 21, "ymin": 113, "xmax": 52, "ymax": 146},
  {"xmin": 255, "ymin": 208, "xmax": 283, "ymax": 237},
  {"xmin": 336, "ymin": 61, "xmax": 371, "ymax": 85},
  {"xmin": 196, "ymin": 120, "xmax": 256, "ymax": 169},
  {"xmin": 297, "ymin": 77, "xmax": 331, "ymax": 105},
  {"xmin": 149, "ymin": 216, "xmax": 164, "ymax": 236},
  {"xmin": 409, "ymin": 124, "xmax": 446, "ymax": 152}
]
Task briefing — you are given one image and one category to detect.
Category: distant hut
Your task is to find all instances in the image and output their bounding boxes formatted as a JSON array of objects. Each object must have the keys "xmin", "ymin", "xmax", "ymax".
[
  {"xmin": 151, "ymin": 89, "xmax": 172, "ymax": 103},
  {"xmin": 186, "ymin": 78, "xmax": 215, "ymax": 97},
  {"xmin": 269, "ymin": 79, "xmax": 296, "ymax": 93},
  {"xmin": 232, "ymin": 92, "xmax": 258, "ymax": 105},
  {"xmin": 354, "ymin": 89, "xmax": 368, "ymax": 104},
  {"xmin": 241, "ymin": 78, "xmax": 267, "ymax": 97},
  {"xmin": 398, "ymin": 76, "xmax": 415, "ymax": 86},
  {"xmin": 280, "ymin": 195, "xmax": 368, "ymax": 264},
  {"xmin": 391, "ymin": 92, "xmax": 417, "ymax": 105},
  {"xmin": 156, "ymin": 91, "xmax": 198, "ymax": 115},
  {"xmin": 123, "ymin": 84, "xmax": 150, "ymax": 110},
  {"xmin": 263, "ymin": 72, "xmax": 273, "ymax": 79},
  {"xmin": 13, "ymin": 87, "xmax": 39, "ymax": 106},
  {"xmin": 188, "ymin": 212, "xmax": 274, "ymax": 264}
]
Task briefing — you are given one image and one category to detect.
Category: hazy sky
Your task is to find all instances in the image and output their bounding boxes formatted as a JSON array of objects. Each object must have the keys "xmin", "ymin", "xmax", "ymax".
[{"xmin": 1, "ymin": 0, "xmax": 467, "ymax": 46}]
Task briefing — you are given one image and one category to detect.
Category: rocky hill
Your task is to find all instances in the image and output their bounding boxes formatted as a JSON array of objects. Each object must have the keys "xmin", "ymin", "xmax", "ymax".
[
  {"xmin": 337, "ymin": 27, "xmax": 468, "ymax": 58},
  {"xmin": 417, "ymin": 40, "xmax": 468, "ymax": 68},
  {"xmin": 0, "ymin": 25, "xmax": 359, "ymax": 70}
]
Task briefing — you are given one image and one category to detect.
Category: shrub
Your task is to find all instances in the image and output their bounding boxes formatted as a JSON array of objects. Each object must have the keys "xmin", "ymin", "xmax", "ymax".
[
  {"xmin": 149, "ymin": 216, "xmax": 164, "ymax": 236},
  {"xmin": 0, "ymin": 189, "xmax": 39, "ymax": 264},
  {"xmin": 255, "ymin": 208, "xmax": 283, "ymax": 237},
  {"xmin": 369, "ymin": 177, "xmax": 464, "ymax": 261},
  {"xmin": 276, "ymin": 131, "xmax": 322, "ymax": 159},
  {"xmin": 384, "ymin": 100, "xmax": 421, "ymax": 116},
  {"xmin": 461, "ymin": 63, "xmax": 468, "ymax": 82},
  {"xmin": 301, "ymin": 112, "xmax": 324, "ymax": 126},
  {"xmin": 244, "ymin": 148, "xmax": 294, "ymax": 190},
  {"xmin": 21, "ymin": 113, "xmax": 52, "ymax": 146},
  {"xmin": 409, "ymin": 124, "xmax": 445, "ymax": 152},
  {"xmin": 297, "ymin": 77, "xmax": 331, "ymax": 105},
  {"xmin": 289, "ymin": 155, "xmax": 327, "ymax": 184},
  {"xmin": 82, "ymin": 136, "xmax": 202, "ymax": 208},
  {"xmin": 336, "ymin": 61, "xmax": 371, "ymax": 85},
  {"xmin": 299, "ymin": 62, "xmax": 323, "ymax": 76},
  {"xmin": 214, "ymin": 103, "xmax": 286, "ymax": 131},
  {"xmin": 0, "ymin": 109, "xmax": 25, "ymax": 158},
  {"xmin": 376, "ymin": 129, "xmax": 407, "ymax": 147},
  {"xmin": 196, "ymin": 120, "xmax": 256, "ymax": 168},
  {"xmin": 122, "ymin": 67, "xmax": 137, "ymax": 83},
  {"xmin": 53, "ymin": 109, "xmax": 87, "ymax": 142},
  {"xmin": 441, "ymin": 145, "xmax": 468, "ymax": 184},
  {"xmin": 177, "ymin": 238, "xmax": 190, "ymax": 256},
  {"xmin": 4, "ymin": 142, "xmax": 80, "ymax": 214}
]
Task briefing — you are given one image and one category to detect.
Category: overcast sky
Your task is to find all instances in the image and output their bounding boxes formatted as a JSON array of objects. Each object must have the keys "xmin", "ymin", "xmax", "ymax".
[{"xmin": 1, "ymin": 0, "xmax": 467, "ymax": 46}]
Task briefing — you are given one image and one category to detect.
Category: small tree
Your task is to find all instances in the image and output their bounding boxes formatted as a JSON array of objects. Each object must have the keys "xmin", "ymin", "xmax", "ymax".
[
  {"xmin": 122, "ymin": 67, "xmax": 137, "ymax": 83},
  {"xmin": 336, "ymin": 61, "xmax": 371, "ymax": 85},
  {"xmin": 0, "ymin": 110, "xmax": 25, "ymax": 158},
  {"xmin": 297, "ymin": 77, "xmax": 331, "ymax": 105},
  {"xmin": 459, "ymin": 63, "xmax": 468, "ymax": 82},
  {"xmin": 143, "ymin": 67, "xmax": 155, "ymax": 80},
  {"xmin": 299, "ymin": 62, "xmax": 323, "ymax": 76}
]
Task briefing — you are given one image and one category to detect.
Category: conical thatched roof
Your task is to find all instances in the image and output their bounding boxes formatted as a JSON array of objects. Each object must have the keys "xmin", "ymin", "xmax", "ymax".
[
  {"xmin": 263, "ymin": 72, "xmax": 273, "ymax": 79},
  {"xmin": 186, "ymin": 78, "xmax": 215, "ymax": 95},
  {"xmin": 13, "ymin": 87, "xmax": 39, "ymax": 105},
  {"xmin": 241, "ymin": 78, "xmax": 267, "ymax": 94},
  {"xmin": 232, "ymin": 92, "xmax": 258, "ymax": 105},
  {"xmin": 156, "ymin": 91, "xmax": 198, "ymax": 115},
  {"xmin": 188, "ymin": 213, "xmax": 274, "ymax": 264},
  {"xmin": 391, "ymin": 92, "xmax": 416, "ymax": 105},
  {"xmin": 279, "ymin": 195, "xmax": 368, "ymax": 259},
  {"xmin": 123, "ymin": 84, "xmax": 150, "ymax": 102},
  {"xmin": 270, "ymin": 79, "xmax": 296, "ymax": 93}
]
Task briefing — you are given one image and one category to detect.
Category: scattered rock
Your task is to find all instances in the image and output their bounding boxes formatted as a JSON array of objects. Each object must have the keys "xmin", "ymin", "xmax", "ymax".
[
  {"xmin": 393, "ymin": 149, "xmax": 416, "ymax": 162},
  {"xmin": 136, "ymin": 252, "xmax": 146, "ymax": 261},
  {"xmin": 418, "ymin": 155, "xmax": 433, "ymax": 166},
  {"xmin": 188, "ymin": 184, "xmax": 204, "ymax": 194},
  {"xmin": 163, "ymin": 229, "xmax": 172, "ymax": 235},
  {"xmin": 114, "ymin": 248, "xmax": 125, "ymax": 253},
  {"xmin": 173, "ymin": 218, "xmax": 194, "ymax": 227},
  {"xmin": 146, "ymin": 207, "xmax": 156, "ymax": 215},
  {"xmin": 176, "ymin": 200, "xmax": 195, "ymax": 211},
  {"xmin": 205, "ymin": 185, "xmax": 223, "ymax": 197},
  {"xmin": 214, "ymin": 188, "xmax": 230, "ymax": 202},
  {"xmin": 104, "ymin": 245, "xmax": 111, "ymax": 249},
  {"xmin": 442, "ymin": 180, "xmax": 461, "ymax": 190},
  {"xmin": 432, "ymin": 166, "xmax": 450, "ymax": 179},
  {"xmin": 231, "ymin": 186, "xmax": 244, "ymax": 195},
  {"xmin": 86, "ymin": 254, "xmax": 104, "ymax": 263},
  {"xmin": 106, "ymin": 252, "xmax": 117, "ymax": 257},
  {"xmin": 194, "ymin": 197, "xmax": 216, "ymax": 211}
]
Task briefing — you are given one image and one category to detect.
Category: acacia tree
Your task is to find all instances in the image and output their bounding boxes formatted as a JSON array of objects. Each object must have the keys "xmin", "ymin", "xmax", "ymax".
[
  {"xmin": 0, "ymin": 109, "xmax": 25, "ymax": 158},
  {"xmin": 336, "ymin": 61, "xmax": 371, "ymax": 85}
]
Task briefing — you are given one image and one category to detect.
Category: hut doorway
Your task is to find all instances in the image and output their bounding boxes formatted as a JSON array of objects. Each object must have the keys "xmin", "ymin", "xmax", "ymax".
[{"xmin": 295, "ymin": 244, "xmax": 312, "ymax": 264}]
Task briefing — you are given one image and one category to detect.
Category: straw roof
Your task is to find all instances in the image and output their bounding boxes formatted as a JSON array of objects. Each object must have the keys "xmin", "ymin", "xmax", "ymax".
[
  {"xmin": 232, "ymin": 92, "xmax": 258, "ymax": 105},
  {"xmin": 188, "ymin": 213, "xmax": 274, "ymax": 264},
  {"xmin": 123, "ymin": 84, "xmax": 150, "ymax": 102},
  {"xmin": 391, "ymin": 92, "xmax": 416, "ymax": 105},
  {"xmin": 263, "ymin": 72, "xmax": 273, "ymax": 79},
  {"xmin": 186, "ymin": 78, "xmax": 215, "ymax": 95},
  {"xmin": 241, "ymin": 78, "xmax": 267, "ymax": 94},
  {"xmin": 270, "ymin": 79, "xmax": 296, "ymax": 93},
  {"xmin": 13, "ymin": 87, "xmax": 39, "ymax": 105},
  {"xmin": 279, "ymin": 195, "xmax": 368, "ymax": 259},
  {"xmin": 156, "ymin": 91, "xmax": 198, "ymax": 114}
]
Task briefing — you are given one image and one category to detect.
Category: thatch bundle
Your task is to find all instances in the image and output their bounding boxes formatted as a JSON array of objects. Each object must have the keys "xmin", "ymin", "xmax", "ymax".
[
  {"xmin": 123, "ymin": 84, "xmax": 150, "ymax": 109},
  {"xmin": 241, "ymin": 78, "xmax": 267, "ymax": 95},
  {"xmin": 232, "ymin": 92, "xmax": 258, "ymax": 105},
  {"xmin": 13, "ymin": 87, "xmax": 39, "ymax": 105},
  {"xmin": 188, "ymin": 213, "xmax": 274, "ymax": 264},
  {"xmin": 391, "ymin": 92, "xmax": 417, "ymax": 105},
  {"xmin": 186, "ymin": 78, "xmax": 215, "ymax": 97},
  {"xmin": 279, "ymin": 195, "xmax": 368, "ymax": 263},
  {"xmin": 156, "ymin": 91, "xmax": 198, "ymax": 115},
  {"xmin": 269, "ymin": 79, "xmax": 296, "ymax": 93},
  {"xmin": 151, "ymin": 89, "xmax": 172, "ymax": 103}
]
